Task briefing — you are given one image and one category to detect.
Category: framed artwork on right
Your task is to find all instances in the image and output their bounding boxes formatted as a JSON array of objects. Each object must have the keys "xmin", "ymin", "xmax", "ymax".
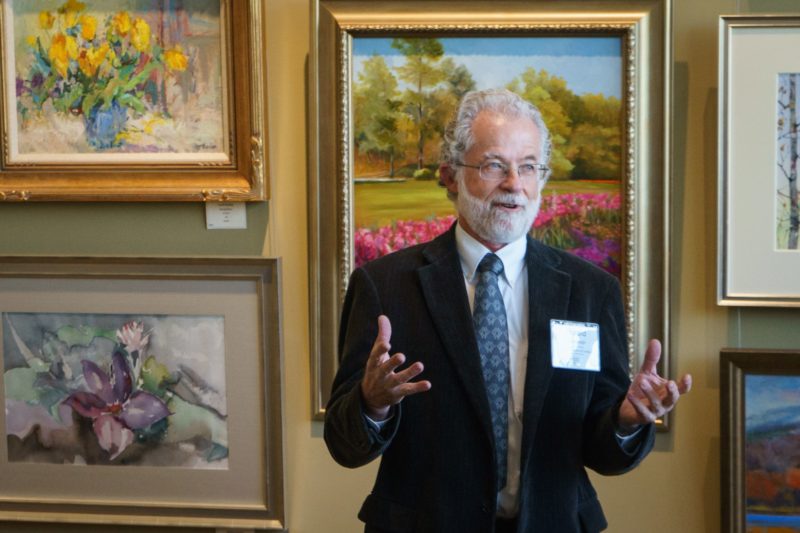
[
  {"xmin": 719, "ymin": 15, "xmax": 800, "ymax": 306},
  {"xmin": 721, "ymin": 348, "xmax": 800, "ymax": 533}
]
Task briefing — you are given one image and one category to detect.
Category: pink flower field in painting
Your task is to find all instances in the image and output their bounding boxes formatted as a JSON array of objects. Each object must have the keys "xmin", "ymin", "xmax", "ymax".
[
  {"xmin": 354, "ymin": 216, "xmax": 457, "ymax": 267},
  {"xmin": 354, "ymin": 192, "xmax": 622, "ymax": 277}
]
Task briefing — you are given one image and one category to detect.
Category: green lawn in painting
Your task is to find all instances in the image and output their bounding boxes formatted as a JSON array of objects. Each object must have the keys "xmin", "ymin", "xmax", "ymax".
[{"xmin": 354, "ymin": 178, "xmax": 620, "ymax": 229}]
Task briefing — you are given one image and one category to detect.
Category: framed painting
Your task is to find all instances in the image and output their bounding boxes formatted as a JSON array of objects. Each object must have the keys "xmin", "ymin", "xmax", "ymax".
[
  {"xmin": 0, "ymin": 0, "xmax": 268, "ymax": 201},
  {"xmin": 0, "ymin": 256, "xmax": 284, "ymax": 529},
  {"xmin": 721, "ymin": 348, "xmax": 800, "ymax": 533},
  {"xmin": 718, "ymin": 16, "xmax": 800, "ymax": 305},
  {"xmin": 308, "ymin": 0, "xmax": 673, "ymax": 423}
]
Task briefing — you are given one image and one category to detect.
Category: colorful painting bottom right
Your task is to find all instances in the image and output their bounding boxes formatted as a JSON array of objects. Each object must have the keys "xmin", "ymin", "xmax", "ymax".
[{"xmin": 745, "ymin": 374, "xmax": 800, "ymax": 532}]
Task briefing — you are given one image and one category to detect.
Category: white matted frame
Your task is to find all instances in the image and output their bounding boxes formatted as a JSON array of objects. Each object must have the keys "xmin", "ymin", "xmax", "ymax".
[
  {"xmin": 0, "ymin": 256, "xmax": 284, "ymax": 530},
  {"xmin": 719, "ymin": 15, "xmax": 800, "ymax": 306},
  {"xmin": 308, "ymin": 0, "xmax": 674, "ymax": 427}
]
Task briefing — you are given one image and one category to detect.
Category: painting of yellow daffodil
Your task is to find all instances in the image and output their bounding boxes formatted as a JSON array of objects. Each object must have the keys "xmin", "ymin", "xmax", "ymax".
[{"xmin": 3, "ymin": 0, "xmax": 228, "ymax": 163}]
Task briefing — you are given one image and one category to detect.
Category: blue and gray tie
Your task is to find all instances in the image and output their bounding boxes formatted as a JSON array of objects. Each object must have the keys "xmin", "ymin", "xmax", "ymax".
[{"xmin": 473, "ymin": 253, "xmax": 510, "ymax": 491}]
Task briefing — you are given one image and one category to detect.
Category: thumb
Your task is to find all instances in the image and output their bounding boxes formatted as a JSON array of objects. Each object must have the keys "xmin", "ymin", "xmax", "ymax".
[
  {"xmin": 639, "ymin": 338, "xmax": 662, "ymax": 374},
  {"xmin": 376, "ymin": 315, "xmax": 392, "ymax": 345}
]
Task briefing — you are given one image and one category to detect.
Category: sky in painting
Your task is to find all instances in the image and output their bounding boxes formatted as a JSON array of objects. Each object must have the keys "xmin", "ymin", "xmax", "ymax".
[
  {"xmin": 354, "ymin": 36, "xmax": 622, "ymax": 97},
  {"xmin": 745, "ymin": 373, "xmax": 800, "ymax": 431}
]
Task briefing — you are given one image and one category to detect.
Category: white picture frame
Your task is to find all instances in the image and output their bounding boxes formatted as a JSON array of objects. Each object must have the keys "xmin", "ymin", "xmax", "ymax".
[{"xmin": 718, "ymin": 15, "xmax": 800, "ymax": 306}]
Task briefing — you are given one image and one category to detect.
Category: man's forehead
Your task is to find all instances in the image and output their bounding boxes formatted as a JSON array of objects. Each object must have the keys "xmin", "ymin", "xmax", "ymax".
[
  {"xmin": 473, "ymin": 108, "xmax": 536, "ymax": 125},
  {"xmin": 469, "ymin": 111, "xmax": 542, "ymax": 150},
  {"xmin": 471, "ymin": 111, "xmax": 539, "ymax": 136}
]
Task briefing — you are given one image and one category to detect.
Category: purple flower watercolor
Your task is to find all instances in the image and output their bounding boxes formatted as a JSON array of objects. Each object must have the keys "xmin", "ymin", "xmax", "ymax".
[{"xmin": 63, "ymin": 351, "xmax": 170, "ymax": 460}]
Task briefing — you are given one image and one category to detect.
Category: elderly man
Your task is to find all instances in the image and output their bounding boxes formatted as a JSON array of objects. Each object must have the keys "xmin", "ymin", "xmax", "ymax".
[{"xmin": 324, "ymin": 88, "xmax": 691, "ymax": 533}]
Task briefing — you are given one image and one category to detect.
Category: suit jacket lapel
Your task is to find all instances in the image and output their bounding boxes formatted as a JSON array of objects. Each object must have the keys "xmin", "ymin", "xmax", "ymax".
[
  {"xmin": 418, "ymin": 227, "xmax": 494, "ymax": 445},
  {"xmin": 521, "ymin": 237, "xmax": 572, "ymax": 463}
]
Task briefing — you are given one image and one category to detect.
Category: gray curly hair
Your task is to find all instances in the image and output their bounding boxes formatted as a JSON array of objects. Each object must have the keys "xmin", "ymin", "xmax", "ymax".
[{"xmin": 439, "ymin": 88, "xmax": 552, "ymax": 199}]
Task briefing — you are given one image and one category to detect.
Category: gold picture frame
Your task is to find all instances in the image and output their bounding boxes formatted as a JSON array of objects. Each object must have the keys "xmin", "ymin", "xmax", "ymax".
[
  {"xmin": 0, "ymin": 256, "xmax": 284, "ymax": 529},
  {"xmin": 0, "ymin": 0, "xmax": 268, "ymax": 201},
  {"xmin": 308, "ymin": 0, "xmax": 673, "ymax": 425}
]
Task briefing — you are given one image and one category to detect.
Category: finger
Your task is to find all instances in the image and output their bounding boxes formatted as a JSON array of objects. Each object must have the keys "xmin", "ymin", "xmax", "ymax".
[
  {"xmin": 659, "ymin": 380, "xmax": 680, "ymax": 410},
  {"xmin": 629, "ymin": 373, "xmax": 666, "ymax": 399},
  {"xmin": 639, "ymin": 380, "xmax": 664, "ymax": 414},
  {"xmin": 366, "ymin": 316, "xmax": 393, "ymax": 370},
  {"xmin": 626, "ymin": 394, "xmax": 657, "ymax": 424},
  {"xmin": 392, "ymin": 361, "xmax": 425, "ymax": 384},
  {"xmin": 366, "ymin": 341, "xmax": 390, "ymax": 372},
  {"xmin": 639, "ymin": 338, "xmax": 662, "ymax": 375},
  {"xmin": 379, "ymin": 352, "xmax": 407, "ymax": 376},
  {"xmin": 633, "ymin": 371, "xmax": 667, "ymax": 388},
  {"xmin": 377, "ymin": 315, "xmax": 392, "ymax": 344},
  {"xmin": 677, "ymin": 374, "xmax": 693, "ymax": 394},
  {"xmin": 394, "ymin": 380, "xmax": 432, "ymax": 399}
]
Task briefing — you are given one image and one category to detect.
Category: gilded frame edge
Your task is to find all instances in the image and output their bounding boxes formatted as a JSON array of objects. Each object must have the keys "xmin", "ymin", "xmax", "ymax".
[
  {"xmin": 0, "ymin": 0, "xmax": 268, "ymax": 202},
  {"xmin": 308, "ymin": 0, "xmax": 672, "ymax": 428},
  {"xmin": 0, "ymin": 255, "xmax": 285, "ymax": 530},
  {"xmin": 720, "ymin": 347, "xmax": 800, "ymax": 533},
  {"xmin": 717, "ymin": 14, "xmax": 800, "ymax": 307}
]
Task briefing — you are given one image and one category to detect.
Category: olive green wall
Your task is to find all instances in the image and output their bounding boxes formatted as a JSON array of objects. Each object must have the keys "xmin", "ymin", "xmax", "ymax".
[{"xmin": 1, "ymin": 0, "xmax": 799, "ymax": 532}]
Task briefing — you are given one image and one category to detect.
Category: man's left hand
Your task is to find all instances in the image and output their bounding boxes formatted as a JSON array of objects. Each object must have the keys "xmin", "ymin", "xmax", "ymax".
[{"xmin": 617, "ymin": 339, "xmax": 692, "ymax": 431}]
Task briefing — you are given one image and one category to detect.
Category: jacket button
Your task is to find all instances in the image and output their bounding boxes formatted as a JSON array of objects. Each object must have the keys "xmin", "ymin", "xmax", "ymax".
[{"xmin": 481, "ymin": 504, "xmax": 490, "ymax": 513}]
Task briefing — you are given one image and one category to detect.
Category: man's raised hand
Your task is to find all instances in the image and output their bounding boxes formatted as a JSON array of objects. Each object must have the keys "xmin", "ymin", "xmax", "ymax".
[
  {"xmin": 360, "ymin": 315, "xmax": 432, "ymax": 421},
  {"xmin": 617, "ymin": 339, "xmax": 692, "ymax": 431}
]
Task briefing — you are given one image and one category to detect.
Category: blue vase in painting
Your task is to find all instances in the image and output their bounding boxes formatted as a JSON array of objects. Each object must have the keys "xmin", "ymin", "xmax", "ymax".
[{"xmin": 84, "ymin": 100, "xmax": 128, "ymax": 149}]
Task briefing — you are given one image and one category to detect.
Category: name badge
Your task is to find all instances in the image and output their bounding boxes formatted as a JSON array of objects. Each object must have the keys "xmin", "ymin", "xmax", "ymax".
[{"xmin": 550, "ymin": 319, "xmax": 600, "ymax": 372}]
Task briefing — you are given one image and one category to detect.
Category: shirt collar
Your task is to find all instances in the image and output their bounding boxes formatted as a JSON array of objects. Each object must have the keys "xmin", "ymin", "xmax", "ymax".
[{"xmin": 455, "ymin": 221, "xmax": 527, "ymax": 288}]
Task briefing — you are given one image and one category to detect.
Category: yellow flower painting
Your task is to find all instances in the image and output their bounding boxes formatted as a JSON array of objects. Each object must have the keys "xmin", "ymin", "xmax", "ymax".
[{"xmin": 9, "ymin": 0, "xmax": 225, "ymax": 158}]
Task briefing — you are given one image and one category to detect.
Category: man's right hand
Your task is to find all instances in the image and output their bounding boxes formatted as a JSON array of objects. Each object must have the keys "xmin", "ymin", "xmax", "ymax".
[{"xmin": 360, "ymin": 315, "xmax": 432, "ymax": 421}]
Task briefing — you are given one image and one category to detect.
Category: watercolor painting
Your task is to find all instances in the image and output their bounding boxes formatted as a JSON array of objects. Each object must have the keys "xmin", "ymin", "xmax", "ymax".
[
  {"xmin": 777, "ymin": 73, "xmax": 800, "ymax": 251},
  {"xmin": 4, "ymin": 0, "xmax": 226, "ymax": 163},
  {"xmin": 352, "ymin": 36, "xmax": 624, "ymax": 277},
  {"xmin": 3, "ymin": 312, "xmax": 229, "ymax": 468},
  {"xmin": 744, "ymin": 373, "xmax": 800, "ymax": 531}
]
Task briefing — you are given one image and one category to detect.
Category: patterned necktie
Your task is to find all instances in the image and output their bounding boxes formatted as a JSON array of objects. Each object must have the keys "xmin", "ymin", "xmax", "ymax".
[{"xmin": 473, "ymin": 253, "xmax": 509, "ymax": 491}]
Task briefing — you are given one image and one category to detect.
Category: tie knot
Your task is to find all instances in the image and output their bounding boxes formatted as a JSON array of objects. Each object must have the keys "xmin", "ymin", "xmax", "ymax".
[{"xmin": 477, "ymin": 253, "xmax": 504, "ymax": 276}]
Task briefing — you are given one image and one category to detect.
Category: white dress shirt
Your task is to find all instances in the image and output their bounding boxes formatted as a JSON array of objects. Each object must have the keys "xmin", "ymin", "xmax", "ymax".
[{"xmin": 455, "ymin": 223, "xmax": 528, "ymax": 518}]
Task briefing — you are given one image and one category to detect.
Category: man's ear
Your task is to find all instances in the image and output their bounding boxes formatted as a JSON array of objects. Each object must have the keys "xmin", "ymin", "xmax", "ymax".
[{"xmin": 439, "ymin": 164, "xmax": 458, "ymax": 194}]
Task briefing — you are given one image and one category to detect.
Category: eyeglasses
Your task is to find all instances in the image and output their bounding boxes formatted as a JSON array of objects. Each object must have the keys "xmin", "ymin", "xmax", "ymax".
[{"xmin": 455, "ymin": 160, "xmax": 549, "ymax": 182}]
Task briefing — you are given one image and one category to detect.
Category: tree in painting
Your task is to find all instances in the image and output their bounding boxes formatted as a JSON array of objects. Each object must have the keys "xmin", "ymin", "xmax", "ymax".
[
  {"xmin": 777, "ymin": 73, "xmax": 800, "ymax": 250},
  {"xmin": 392, "ymin": 38, "xmax": 452, "ymax": 171},
  {"xmin": 353, "ymin": 56, "xmax": 404, "ymax": 178},
  {"xmin": 353, "ymin": 39, "xmax": 475, "ymax": 178},
  {"xmin": 508, "ymin": 68, "xmax": 622, "ymax": 181}
]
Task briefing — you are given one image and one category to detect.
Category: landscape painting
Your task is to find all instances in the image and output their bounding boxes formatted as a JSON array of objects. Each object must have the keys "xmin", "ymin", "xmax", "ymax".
[
  {"xmin": 3, "ymin": 312, "xmax": 229, "ymax": 469},
  {"xmin": 777, "ymin": 73, "xmax": 800, "ymax": 251},
  {"xmin": 352, "ymin": 36, "xmax": 624, "ymax": 277},
  {"xmin": 744, "ymin": 373, "xmax": 800, "ymax": 531},
  {"xmin": 4, "ymin": 0, "xmax": 227, "ymax": 163}
]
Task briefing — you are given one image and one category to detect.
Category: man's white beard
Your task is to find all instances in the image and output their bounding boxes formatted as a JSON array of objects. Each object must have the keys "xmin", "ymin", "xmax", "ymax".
[{"xmin": 456, "ymin": 183, "xmax": 541, "ymax": 245}]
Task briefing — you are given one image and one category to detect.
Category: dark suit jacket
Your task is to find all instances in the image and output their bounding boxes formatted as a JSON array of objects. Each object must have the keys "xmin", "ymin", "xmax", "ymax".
[{"xmin": 324, "ymin": 226, "xmax": 655, "ymax": 533}]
